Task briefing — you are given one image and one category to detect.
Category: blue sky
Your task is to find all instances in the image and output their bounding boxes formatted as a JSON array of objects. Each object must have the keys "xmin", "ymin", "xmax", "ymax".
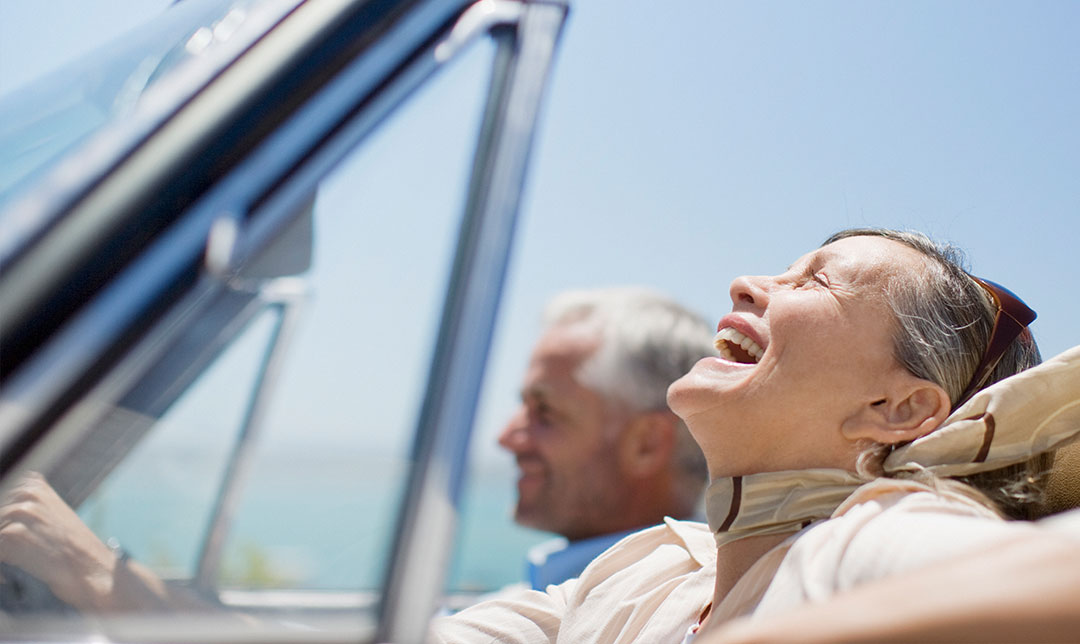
[{"xmin": 3, "ymin": 0, "xmax": 1079, "ymax": 504}]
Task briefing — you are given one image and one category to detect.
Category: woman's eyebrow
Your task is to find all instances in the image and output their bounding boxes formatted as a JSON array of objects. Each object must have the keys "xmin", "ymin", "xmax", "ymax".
[
  {"xmin": 807, "ymin": 248, "xmax": 842, "ymax": 271},
  {"xmin": 786, "ymin": 250, "xmax": 829, "ymax": 273}
]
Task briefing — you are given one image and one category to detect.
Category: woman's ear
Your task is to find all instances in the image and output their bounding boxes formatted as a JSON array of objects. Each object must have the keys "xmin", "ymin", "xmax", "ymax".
[{"xmin": 841, "ymin": 377, "xmax": 951, "ymax": 446}]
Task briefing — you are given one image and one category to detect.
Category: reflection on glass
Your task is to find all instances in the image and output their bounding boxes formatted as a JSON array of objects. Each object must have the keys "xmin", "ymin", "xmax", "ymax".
[
  {"xmin": 217, "ymin": 36, "xmax": 498, "ymax": 597},
  {"xmin": 0, "ymin": 0, "xmax": 259, "ymax": 205},
  {"xmin": 79, "ymin": 309, "xmax": 279, "ymax": 580},
  {"xmin": 0, "ymin": 0, "xmax": 507, "ymax": 635}
]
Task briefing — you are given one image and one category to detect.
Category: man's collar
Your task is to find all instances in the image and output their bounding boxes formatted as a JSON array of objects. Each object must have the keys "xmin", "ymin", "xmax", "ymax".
[{"xmin": 525, "ymin": 529, "xmax": 636, "ymax": 590}]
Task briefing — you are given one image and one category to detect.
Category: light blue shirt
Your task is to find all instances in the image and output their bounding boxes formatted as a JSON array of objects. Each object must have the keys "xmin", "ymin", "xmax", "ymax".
[{"xmin": 525, "ymin": 529, "xmax": 636, "ymax": 590}]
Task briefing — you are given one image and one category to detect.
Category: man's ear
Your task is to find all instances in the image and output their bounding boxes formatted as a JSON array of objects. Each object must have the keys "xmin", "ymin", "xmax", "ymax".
[
  {"xmin": 619, "ymin": 411, "xmax": 677, "ymax": 478},
  {"xmin": 841, "ymin": 376, "xmax": 951, "ymax": 446}
]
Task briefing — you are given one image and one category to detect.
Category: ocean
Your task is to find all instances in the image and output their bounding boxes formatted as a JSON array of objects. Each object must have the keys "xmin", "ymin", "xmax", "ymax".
[{"xmin": 78, "ymin": 447, "xmax": 549, "ymax": 593}]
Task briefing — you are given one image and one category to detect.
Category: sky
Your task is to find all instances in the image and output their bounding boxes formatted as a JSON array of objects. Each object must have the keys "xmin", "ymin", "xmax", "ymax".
[
  {"xmin": 3, "ymin": 0, "xmax": 1080, "ymax": 563},
  {"xmin": 489, "ymin": 0, "xmax": 1080, "ymax": 463}
]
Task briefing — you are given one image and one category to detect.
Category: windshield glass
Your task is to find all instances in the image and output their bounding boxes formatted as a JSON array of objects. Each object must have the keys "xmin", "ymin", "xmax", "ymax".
[{"xmin": 0, "ymin": 0, "xmax": 275, "ymax": 209}]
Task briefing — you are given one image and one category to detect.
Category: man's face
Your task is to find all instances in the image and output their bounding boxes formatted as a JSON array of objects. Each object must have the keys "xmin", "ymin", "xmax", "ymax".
[{"xmin": 497, "ymin": 324, "xmax": 632, "ymax": 540}]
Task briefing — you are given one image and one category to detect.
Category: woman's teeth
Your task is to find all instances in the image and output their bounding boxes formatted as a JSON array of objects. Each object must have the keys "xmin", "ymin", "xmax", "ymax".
[{"xmin": 714, "ymin": 327, "xmax": 763, "ymax": 364}]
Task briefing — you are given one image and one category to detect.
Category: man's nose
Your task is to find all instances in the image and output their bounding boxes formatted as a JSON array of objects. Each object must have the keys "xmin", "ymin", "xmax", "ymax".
[{"xmin": 497, "ymin": 412, "xmax": 531, "ymax": 452}]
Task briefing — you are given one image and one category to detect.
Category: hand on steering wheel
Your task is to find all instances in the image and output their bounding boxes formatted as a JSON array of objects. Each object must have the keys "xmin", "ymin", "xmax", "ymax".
[{"xmin": 0, "ymin": 472, "xmax": 117, "ymax": 612}]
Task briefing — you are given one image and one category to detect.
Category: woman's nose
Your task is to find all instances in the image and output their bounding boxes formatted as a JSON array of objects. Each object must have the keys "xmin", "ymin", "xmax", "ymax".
[{"xmin": 729, "ymin": 274, "xmax": 771, "ymax": 310}]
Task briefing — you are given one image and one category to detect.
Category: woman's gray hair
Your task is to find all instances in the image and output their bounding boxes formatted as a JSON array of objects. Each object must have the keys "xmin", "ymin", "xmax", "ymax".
[
  {"xmin": 825, "ymin": 228, "xmax": 1047, "ymax": 518},
  {"xmin": 543, "ymin": 287, "xmax": 716, "ymax": 506}
]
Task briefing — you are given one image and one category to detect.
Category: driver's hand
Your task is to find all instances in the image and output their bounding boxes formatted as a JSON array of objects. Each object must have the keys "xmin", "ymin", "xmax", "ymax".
[{"xmin": 0, "ymin": 472, "xmax": 118, "ymax": 611}]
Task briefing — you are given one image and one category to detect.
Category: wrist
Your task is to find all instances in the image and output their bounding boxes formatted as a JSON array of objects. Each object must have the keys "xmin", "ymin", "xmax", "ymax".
[
  {"xmin": 63, "ymin": 545, "xmax": 119, "ymax": 612},
  {"xmin": 107, "ymin": 537, "xmax": 131, "ymax": 568},
  {"xmin": 79, "ymin": 536, "xmax": 129, "ymax": 612}
]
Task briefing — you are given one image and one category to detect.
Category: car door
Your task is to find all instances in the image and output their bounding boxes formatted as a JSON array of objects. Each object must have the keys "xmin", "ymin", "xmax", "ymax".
[{"xmin": 0, "ymin": 0, "xmax": 567, "ymax": 641}]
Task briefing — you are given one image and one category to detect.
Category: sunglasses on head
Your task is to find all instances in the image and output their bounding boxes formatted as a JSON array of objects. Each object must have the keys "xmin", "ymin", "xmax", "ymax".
[{"xmin": 956, "ymin": 276, "xmax": 1037, "ymax": 405}]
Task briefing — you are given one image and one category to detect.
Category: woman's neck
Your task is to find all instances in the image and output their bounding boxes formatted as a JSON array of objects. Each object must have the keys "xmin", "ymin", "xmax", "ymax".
[
  {"xmin": 698, "ymin": 470, "xmax": 868, "ymax": 631},
  {"xmin": 704, "ymin": 530, "xmax": 797, "ymax": 632},
  {"xmin": 713, "ymin": 530, "xmax": 793, "ymax": 600}
]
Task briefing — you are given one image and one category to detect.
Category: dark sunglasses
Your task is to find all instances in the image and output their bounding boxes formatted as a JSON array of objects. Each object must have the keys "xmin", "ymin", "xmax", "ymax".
[{"xmin": 956, "ymin": 276, "xmax": 1037, "ymax": 404}]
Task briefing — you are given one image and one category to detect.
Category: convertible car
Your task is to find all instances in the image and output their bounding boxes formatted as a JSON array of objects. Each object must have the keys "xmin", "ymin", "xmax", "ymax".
[
  {"xmin": 0, "ymin": 0, "xmax": 567, "ymax": 641},
  {"xmin": 7, "ymin": 2, "xmax": 1080, "ymax": 642}
]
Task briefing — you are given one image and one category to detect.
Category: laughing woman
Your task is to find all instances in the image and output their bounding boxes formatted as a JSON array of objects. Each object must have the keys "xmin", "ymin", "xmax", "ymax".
[{"xmin": 430, "ymin": 228, "xmax": 1080, "ymax": 643}]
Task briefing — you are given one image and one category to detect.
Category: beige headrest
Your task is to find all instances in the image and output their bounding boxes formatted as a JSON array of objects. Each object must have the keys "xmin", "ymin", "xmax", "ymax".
[
  {"xmin": 1044, "ymin": 440, "xmax": 1080, "ymax": 516},
  {"xmin": 885, "ymin": 344, "xmax": 1080, "ymax": 478}
]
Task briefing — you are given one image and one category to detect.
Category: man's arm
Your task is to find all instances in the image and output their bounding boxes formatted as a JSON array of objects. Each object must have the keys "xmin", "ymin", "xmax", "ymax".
[
  {"xmin": 702, "ymin": 530, "xmax": 1080, "ymax": 644},
  {"xmin": 429, "ymin": 582, "xmax": 572, "ymax": 644},
  {"xmin": 0, "ymin": 472, "xmax": 209, "ymax": 612}
]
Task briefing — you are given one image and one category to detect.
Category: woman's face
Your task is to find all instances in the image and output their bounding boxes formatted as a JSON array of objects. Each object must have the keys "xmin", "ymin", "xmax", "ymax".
[{"xmin": 667, "ymin": 235, "xmax": 934, "ymax": 477}]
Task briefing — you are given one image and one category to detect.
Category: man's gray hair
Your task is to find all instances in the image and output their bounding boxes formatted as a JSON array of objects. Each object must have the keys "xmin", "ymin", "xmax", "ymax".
[{"xmin": 543, "ymin": 287, "xmax": 716, "ymax": 500}]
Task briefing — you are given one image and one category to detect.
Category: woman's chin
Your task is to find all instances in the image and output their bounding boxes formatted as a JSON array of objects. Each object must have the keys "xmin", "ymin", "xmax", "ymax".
[
  {"xmin": 667, "ymin": 358, "xmax": 754, "ymax": 419},
  {"xmin": 666, "ymin": 374, "xmax": 708, "ymax": 420}
]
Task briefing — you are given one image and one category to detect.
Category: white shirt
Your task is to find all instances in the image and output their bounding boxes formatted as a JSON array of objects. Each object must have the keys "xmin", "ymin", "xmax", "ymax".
[
  {"xmin": 526, "ymin": 530, "xmax": 637, "ymax": 590},
  {"xmin": 429, "ymin": 484, "xmax": 1037, "ymax": 643}
]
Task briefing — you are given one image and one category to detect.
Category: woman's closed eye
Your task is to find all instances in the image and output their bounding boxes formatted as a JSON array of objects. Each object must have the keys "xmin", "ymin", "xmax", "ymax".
[{"xmin": 793, "ymin": 269, "xmax": 829, "ymax": 289}]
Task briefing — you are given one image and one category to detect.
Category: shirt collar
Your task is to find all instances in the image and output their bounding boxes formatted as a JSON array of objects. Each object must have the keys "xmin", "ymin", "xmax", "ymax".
[
  {"xmin": 663, "ymin": 517, "xmax": 717, "ymax": 568},
  {"xmin": 526, "ymin": 529, "xmax": 636, "ymax": 590},
  {"xmin": 705, "ymin": 469, "xmax": 866, "ymax": 548}
]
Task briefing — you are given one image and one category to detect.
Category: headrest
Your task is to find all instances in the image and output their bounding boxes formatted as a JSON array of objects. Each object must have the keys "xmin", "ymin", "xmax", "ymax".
[
  {"xmin": 885, "ymin": 344, "xmax": 1080, "ymax": 478},
  {"xmin": 1043, "ymin": 440, "xmax": 1080, "ymax": 516}
]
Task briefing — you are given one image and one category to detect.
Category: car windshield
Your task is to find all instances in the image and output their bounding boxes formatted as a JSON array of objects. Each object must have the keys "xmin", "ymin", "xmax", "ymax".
[
  {"xmin": 0, "ymin": 0, "xmax": 270, "ymax": 209},
  {"xmin": 0, "ymin": 0, "xmax": 557, "ymax": 637}
]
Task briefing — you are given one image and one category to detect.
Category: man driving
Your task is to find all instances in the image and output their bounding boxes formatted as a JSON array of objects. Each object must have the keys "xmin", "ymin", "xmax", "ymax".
[{"xmin": 497, "ymin": 287, "xmax": 715, "ymax": 589}]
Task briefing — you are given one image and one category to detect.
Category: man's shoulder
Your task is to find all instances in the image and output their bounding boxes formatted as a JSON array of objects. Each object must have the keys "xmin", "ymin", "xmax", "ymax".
[
  {"xmin": 587, "ymin": 518, "xmax": 714, "ymax": 568},
  {"xmin": 564, "ymin": 519, "xmax": 715, "ymax": 606}
]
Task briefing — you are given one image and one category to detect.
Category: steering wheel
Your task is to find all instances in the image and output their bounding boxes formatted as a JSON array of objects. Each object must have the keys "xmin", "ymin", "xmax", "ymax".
[{"xmin": 0, "ymin": 563, "xmax": 78, "ymax": 614}]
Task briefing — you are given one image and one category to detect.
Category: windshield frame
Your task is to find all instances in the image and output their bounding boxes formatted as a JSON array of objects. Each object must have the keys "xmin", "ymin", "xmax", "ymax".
[{"xmin": 0, "ymin": 0, "xmax": 568, "ymax": 638}]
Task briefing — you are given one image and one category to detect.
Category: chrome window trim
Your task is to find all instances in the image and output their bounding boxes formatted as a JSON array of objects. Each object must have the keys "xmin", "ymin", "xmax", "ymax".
[
  {"xmin": 0, "ymin": 209, "xmax": 251, "ymax": 471},
  {"xmin": 0, "ymin": 0, "xmax": 569, "ymax": 638},
  {"xmin": 0, "ymin": 0, "xmax": 472, "ymax": 382},
  {"xmin": 0, "ymin": 0, "xmax": 302, "ymax": 265},
  {"xmin": 0, "ymin": 0, "xmax": 477, "ymax": 466},
  {"xmin": 377, "ymin": 2, "xmax": 568, "ymax": 641},
  {"xmin": 46, "ymin": 286, "xmax": 271, "ymax": 508},
  {"xmin": 194, "ymin": 282, "xmax": 307, "ymax": 592}
]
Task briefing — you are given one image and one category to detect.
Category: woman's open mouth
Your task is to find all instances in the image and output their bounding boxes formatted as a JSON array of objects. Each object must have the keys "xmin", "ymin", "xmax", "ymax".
[{"xmin": 714, "ymin": 327, "xmax": 763, "ymax": 364}]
